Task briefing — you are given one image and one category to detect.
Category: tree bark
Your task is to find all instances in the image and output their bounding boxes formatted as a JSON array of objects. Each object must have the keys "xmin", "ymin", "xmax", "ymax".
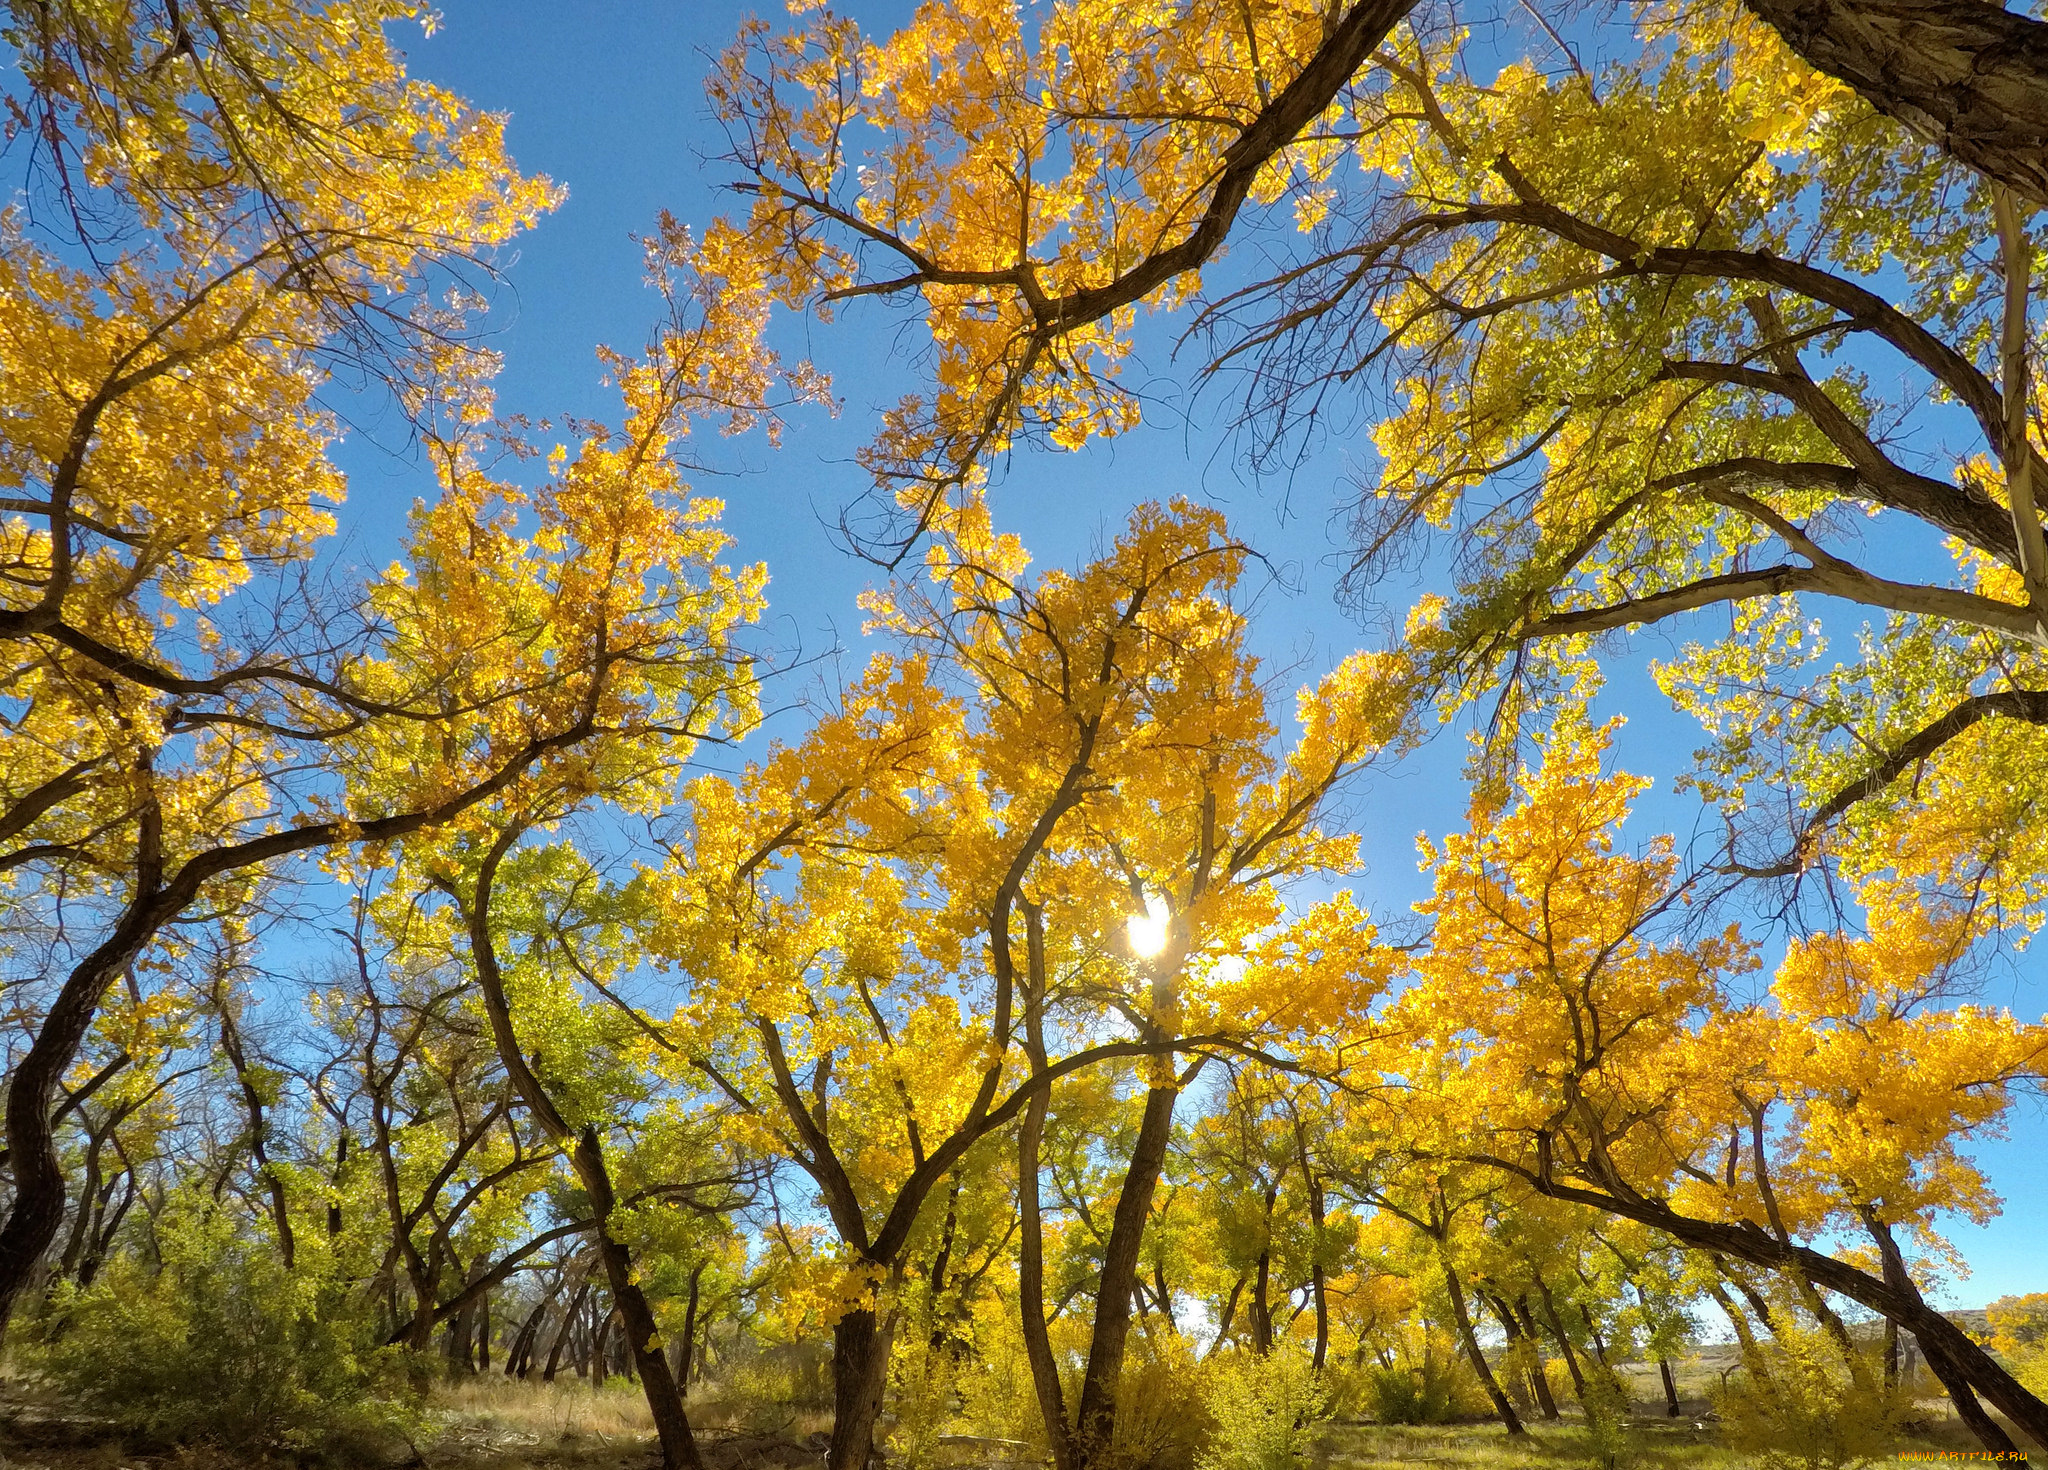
[
  {"xmin": 1210, "ymin": 1274, "xmax": 1247, "ymax": 1357},
  {"xmin": 1658, "ymin": 1356, "xmax": 1681, "ymax": 1417},
  {"xmin": 676, "ymin": 1262, "xmax": 704, "ymax": 1396},
  {"xmin": 544, "ymin": 1278, "xmax": 592, "ymax": 1383},
  {"xmin": 828, "ymin": 1305, "xmax": 897, "ymax": 1470},
  {"xmin": 1739, "ymin": 0, "xmax": 2048, "ymax": 205},
  {"xmin": 1534, "ymin": 1280, "xmax": 1589, "ymax": 1403},
  {"xmin": 1071, "ymin": 1082, "xmax": 1180, "ymax": 1469},
  {"xmin": 1017, "ymin": 903, "xmax": 1074, "ymax": 1470},
  {"xmin": 1442, "ymin": 1258, "xmax": 1524, "ymax": 1435},
  {"xmin": 1503, "ymin": 1294, "xmax": 1560, "ymax": 1420},
  {"xmin": 1250, "ymin": 1244, "xmax": 1275, "ymax": 1355}
]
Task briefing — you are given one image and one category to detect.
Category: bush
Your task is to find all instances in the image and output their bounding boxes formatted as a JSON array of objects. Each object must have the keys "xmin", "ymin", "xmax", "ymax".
[
  {"xmin": 1101, "ymin": 1332, "xmax": 1215, "ymax": 1470},
  {"xmin": 1197, "ymin": 1344, "xmax": 1330, "ymax": 1470},
  {"xmin": 1712, "ymin": 1323, "xmax": 1904, "ymax": 1470},
  {"xmin": 952, "ymin": 1307, "xmax": 1047, "ymax": 1454},
  {"xmin": 1579, "ymin": 1367, "xmax": 1637, "ymax": 1470},
  {"xmin": 721, "ymin": 1337, "xmax": 834, "ymax": 1432},
  {"xmin": 889, "ymin": 1335, "xmax": 961, "ymax": 1470},
  {"xmin": 1342, "ymin": 1339, "xmax": 1488, "ymax": 1425},
  {"xmin": 1359, "ymin": 1362, "xmax": 1453, "ymax": 1425},
  {"xmin": 34, "ymin": 1195, "xmax": 419, "ymax": 1455}
]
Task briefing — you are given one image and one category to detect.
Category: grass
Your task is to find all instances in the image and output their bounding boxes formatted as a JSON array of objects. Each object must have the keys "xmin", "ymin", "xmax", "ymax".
[
  {"xmin": 420, "ymin": 1374, "xmax": 835, "ymax": 1468},
  {"xmin": 1318, "ymin": 1386, "xmax": 2023, "ymax": 1470},
  {"xmin": 2, "ymin": 1359, "xmax": 2033, "ymax": 1469},
  {"xmin": 1324, "ymin": 1419, "xmax": 1751, "ymax": 1470}
]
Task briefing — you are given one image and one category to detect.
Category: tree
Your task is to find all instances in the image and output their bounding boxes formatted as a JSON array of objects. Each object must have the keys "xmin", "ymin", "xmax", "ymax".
[
  {"xmin": 0, "ymin": 0, "xmax": 793, "ymax": 1336},
  {"xmin": 1383, "ymin": 724, "xmax": 2048, "ymax": 1449},
  {"xmin": 646, "ymin": 501, "xmax": 1407, "ymax": 1470},
  {"xmin": 688, "ymin": 0, "xmax": 2045, "ymax": 542},
  {"xmin": 682, "ymin": 0, "xmax": 2048, "ymax": 916}
]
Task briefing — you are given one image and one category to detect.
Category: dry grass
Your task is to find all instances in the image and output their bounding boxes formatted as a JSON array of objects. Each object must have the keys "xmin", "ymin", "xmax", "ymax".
[
  {"xmin": 432, "ymin": 1375, "xmax": 658, "ymax": 1443},
  {"xmin": 422, "ymin": 1375, "xmax": 834, "ymax": 1469},
  {"xmin": 1323, "ymin": 1419, "xmax": 1750, "ymax": 1470},
  {"xmin": 3, "ymin": 1365, "xmax": 2032, "ymax": 1470},
  {"xmin": 1318, "ymin": 1393, "xmax": 2018, "ymax": 1470}
]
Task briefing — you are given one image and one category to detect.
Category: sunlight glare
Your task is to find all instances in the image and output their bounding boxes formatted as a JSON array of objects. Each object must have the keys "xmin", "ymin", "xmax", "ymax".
[{"xmin": 1126, "ymin": 893, "xmax": 1172, "ymax": 959}]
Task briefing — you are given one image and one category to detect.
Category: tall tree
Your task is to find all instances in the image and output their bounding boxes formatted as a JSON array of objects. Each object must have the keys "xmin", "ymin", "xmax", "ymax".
[
  {"xmin": 1385, "ymin": 724, "xmax": 2048, "ymax": 1448},
  {"xmin": 0, "ymin": 0, "xmax": 784, "ymax": 1333},
  {"xmin": 647, "ymin": 501, "xmax": 1407, "ymax": 1470}
]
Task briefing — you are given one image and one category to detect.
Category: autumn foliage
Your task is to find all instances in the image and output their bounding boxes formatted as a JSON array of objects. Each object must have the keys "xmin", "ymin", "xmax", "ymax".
[{"xmin": 3, "ymin": 0, "xmax": 2048, "ymax": 1467}]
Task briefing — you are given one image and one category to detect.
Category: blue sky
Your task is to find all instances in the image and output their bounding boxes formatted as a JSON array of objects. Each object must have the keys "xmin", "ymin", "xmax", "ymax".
[{"xmin": 347, "ymin": 1, "xmax": 2048, "ymax": 1309}]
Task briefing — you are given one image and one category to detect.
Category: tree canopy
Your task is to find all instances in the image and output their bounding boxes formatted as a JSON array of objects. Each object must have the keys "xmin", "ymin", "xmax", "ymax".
[{"xmin": 3, "ymin": 2, "xmax": 2047, "ymax": 1468}]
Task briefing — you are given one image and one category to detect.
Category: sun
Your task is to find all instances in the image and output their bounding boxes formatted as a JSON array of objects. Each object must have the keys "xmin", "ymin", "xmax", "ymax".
[{"xmin": 1126, "ymin": 893, "xmax": 1172, "ymax": 959}]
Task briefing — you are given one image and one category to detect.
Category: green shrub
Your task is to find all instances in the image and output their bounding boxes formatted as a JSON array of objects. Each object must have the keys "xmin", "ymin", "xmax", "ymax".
[
  {"xmin": 1579, "ymin": 1367, "xmax": 1637, "ymax": 1470},
  {"xmin": 1197, "ymin": 1344, "xmax": 1330, "ymax": 1470},
  {"xmin": 1364, "ymin": 1363, "xmax": 1441, "ymax": 1424},
  {"xmin": 889, "ymin": 1336, "xmax": 961, "ymax": 1470},
  {"xmin": 951, "ymin": 1308, "xmax": 1049, "ymax": 1457},
  {"xmin": 1712, "ymin": 1323, "xmax": 1903, "ymax": 1470},
  {"xmin": 34, "ymin": 1195, "xmax": 419, "ymax": 1455},
  {"xmin": 1349, "ymin": 1348, "xmax": 1486, "ymax": 1425}
]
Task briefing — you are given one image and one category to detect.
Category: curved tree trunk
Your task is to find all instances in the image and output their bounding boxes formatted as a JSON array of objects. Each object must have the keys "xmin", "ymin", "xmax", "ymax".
[
  {"xmin": 1527, "ymin": 1168, "xmax": 2048, "ymax": 1448},
  {"xmin": 461, "ymin": 836, "xmax": 706, "ymax": 1470}
]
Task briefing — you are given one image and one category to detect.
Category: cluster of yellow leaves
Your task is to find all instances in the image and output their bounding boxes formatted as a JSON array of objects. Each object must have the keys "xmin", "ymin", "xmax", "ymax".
[
  {"xmin": 1373, "ymin": 723, "xmax": 2046, "ymax": 1281},
  {"xmin": 629, "ymin": 501, "xmax": 1412, "ymax": 1272},
  {"xmin": 688, "ymin": 0, "xmax": 1390, "ymax": 528}
]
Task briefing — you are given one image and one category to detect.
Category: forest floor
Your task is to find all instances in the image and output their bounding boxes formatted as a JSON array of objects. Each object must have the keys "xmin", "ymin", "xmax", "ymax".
[{"xmin": 0, "ymin": 1373, "xmax": 2025, "ymax": 1470}]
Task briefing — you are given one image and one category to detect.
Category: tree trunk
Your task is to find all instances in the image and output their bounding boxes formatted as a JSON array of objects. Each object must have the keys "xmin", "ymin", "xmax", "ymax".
[
  {"xmin": 328, "ymin": 1132, "xmax": 349, "ymax": 1239},
  {"xmin": 446, "ymin": 1300, "xmax": 476, "ymax": 1374},
  {"xmin": 1534, "ymin": 1280, "xmax": 1589, "ymax": 1403},
  {"xmin": 1482, "ymin": 1293, "xmax": 1534, "ymax": 1416},
  {"xmin": 1529, "ymin": 1171, "xmax": 2048, "ymax": 1446},
  {"xmin": 1442, "ymin": 1258, "xmax": 1524, "ymax": 1436},
  {"xmin": 592, "ymin": 1305, "xmax": 616, "ymax": 1387},
  {"xmin": 0, "ymin": 925, "xmax": 158, "ymax": 1335},
  {"xmin": 1211, "ymin": 1274, "xmax": 1246, "ymax": 1356},
  {"xmin": 1071, "ymin": 1082, "xmax": 1180, "ymax": 1469},
  {"xmin": 1658, "ymin": 1356, "xmax": 1681, "ymax": 1417},
  {"xmin": 545, "ymin": 1279, "xmax": 592, "ymax": 1382},
  {"xmin": 1738, "ymin": 0, "xmax": 2048, "ymax": 205},
  {"xmin": 1016, "ymin": 909, "xmax": 1074, "ymax": 1470},
  {"xmin": 215, "ymin": 977, "xmax": 295, "ymax": 1270},
  {"xmin": 463, "ymin": 843, "xmax": 706, "ymax": 1470},
  {"xmin": 676, "ymin": 1262, "xmax": 704, "ymax": 1397},
  {"xmin": 1249, "ymin": 1246, "xmax": 1275, "ymax": 1355},
  {"xmin": 1918, "ymin": 1329, "xmax": 2021, "ymax": 1455},
  {"xmin": 827, "ymin": 1303, "xmax": 896, "ymax": 1470}
]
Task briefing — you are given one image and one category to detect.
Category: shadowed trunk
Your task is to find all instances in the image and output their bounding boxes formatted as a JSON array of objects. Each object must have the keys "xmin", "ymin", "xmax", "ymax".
[
  {"xmin": 828, "ymin": 1304, "xmax": 896, "ymax": 1470},
  {"xmin": 1534, "ymin": 1280, "xmax": 1589, "ymax": 1403},
  {"xmin": 543, "ymin": 1279, "xmax": 591, "ymax": 1382},
  {"xmin": 1071, "ymin": 1081, "xmax": 1181, "ymax": 1469},
  {"xmin": 1443, "ymin": 1259, "xmax": 1524, "ymax": 1436}
]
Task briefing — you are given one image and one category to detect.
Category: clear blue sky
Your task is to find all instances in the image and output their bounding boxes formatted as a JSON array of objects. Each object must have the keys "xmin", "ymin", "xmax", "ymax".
[{"xmin": 351, "ymin": 1, "xmax": 2046, "ymax": 1310}]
